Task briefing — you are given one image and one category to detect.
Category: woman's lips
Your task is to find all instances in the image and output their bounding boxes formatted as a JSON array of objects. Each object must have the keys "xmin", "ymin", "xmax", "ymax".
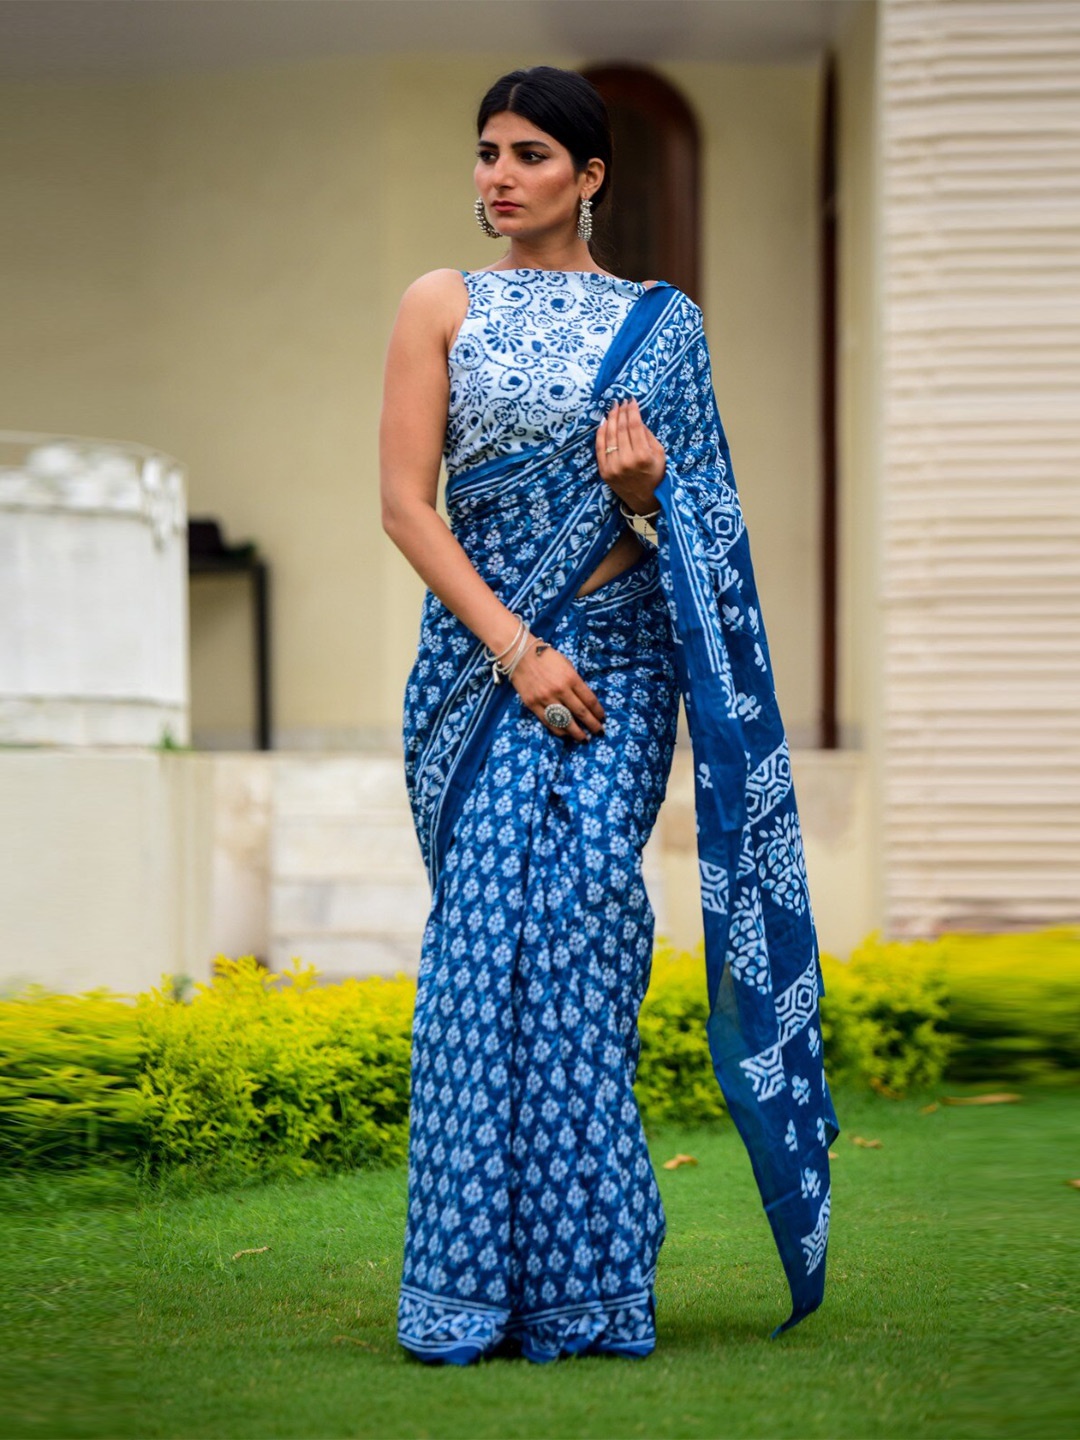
[{"xmin": 493, "ymin": 202, "xmax": 521, "ymax": 211}]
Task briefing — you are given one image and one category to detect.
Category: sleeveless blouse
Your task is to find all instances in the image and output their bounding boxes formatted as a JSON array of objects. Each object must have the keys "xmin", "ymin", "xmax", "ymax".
[{"xmin": 445, "ymin": 268, "xmax": 650, "ymax": 476}]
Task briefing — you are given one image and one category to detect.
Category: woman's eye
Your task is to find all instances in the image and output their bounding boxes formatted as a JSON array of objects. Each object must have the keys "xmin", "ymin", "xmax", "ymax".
[{"xmin": 475, "ymin": 152, "xmax": 544, "ymax": 163}]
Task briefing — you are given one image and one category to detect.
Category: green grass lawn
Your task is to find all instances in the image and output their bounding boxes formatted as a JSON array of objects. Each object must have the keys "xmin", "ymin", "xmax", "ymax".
[{"xmin": 1, "ymin": 1084, "xmax": 1076, "ymax": 1439}]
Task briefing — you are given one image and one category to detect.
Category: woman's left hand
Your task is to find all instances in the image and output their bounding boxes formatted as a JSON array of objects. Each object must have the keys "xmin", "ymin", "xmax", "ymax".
[{"xmin": 595, "ymin": 397, "xmax": 667, "ymax": 514}]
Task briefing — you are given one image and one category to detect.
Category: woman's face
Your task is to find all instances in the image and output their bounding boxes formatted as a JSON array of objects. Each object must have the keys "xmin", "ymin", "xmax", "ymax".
[{"xmin": 474, "ymin": 110, "xmax": 601, "ymax": 240}]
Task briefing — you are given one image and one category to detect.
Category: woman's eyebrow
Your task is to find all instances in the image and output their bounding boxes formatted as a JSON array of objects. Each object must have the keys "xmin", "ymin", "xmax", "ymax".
[{"xmin": 476, "ymin": 139, "xmax": 553, "ymax": 150}]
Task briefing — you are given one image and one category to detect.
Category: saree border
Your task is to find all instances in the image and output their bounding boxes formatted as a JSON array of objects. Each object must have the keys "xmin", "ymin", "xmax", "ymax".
[{"xmin": 398, "ymin": 1266, "xmax": 659, "ymax": 1363}]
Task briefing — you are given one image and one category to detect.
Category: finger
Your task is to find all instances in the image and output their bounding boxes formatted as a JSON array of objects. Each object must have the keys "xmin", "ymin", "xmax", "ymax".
[
  {"xmin": 604, "ymin": 400, "xmax": 622, "ymax": 466},
  {"xmin": 616, "ymin": 400, "xmax": 641, "ymax": 468},
  {"xmin": 533, "ymin": 686, "xmax": 590, "ymax": 740},
  {"xmin": 627, "ymin": 398, "xmax": 652, "ymax": 460},
  {"xmin": 597, "ymin": 403, "xmax": 618, "ymax": 476},
  {"xmin": 541, "ymin": 654, "xmax": 604, "ymax": 731},
  {"xmin": 564, "ymin": 691, "xmax": 603, "ymax": 736},
  {"xmin": 574, "ymin": 701, "xmax": 604, "ymax": 738},
  {"xmin": 569, "ymin": 677, "xmax": 606, "ymax": 729},
  {"xmin": 596, "ymin": 414, "xmax": 613, "ymax": 478},
  {"xmin": 617, "ymin": 399, "xmax": 632, "ymax": 449},
  {"xmin": 536, "ymin": 703, "xmax": 589, "ymax": 743},
  {"xmin": 629, "ymin": 396, "xmax": 649, "ymax": 432},
  {"xmin": 619, "ymin": 398, "xmax": 649, "ymax": 465}
]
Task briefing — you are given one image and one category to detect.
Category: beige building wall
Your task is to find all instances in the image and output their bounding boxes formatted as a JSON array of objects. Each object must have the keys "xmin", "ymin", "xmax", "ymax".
[
  {"xmin": 662, "ymin": 58, "xmax": 823, "ymax": 750},
  {"xmin": 137, "ymin": 60, "xmax": 389, "ymax": 750},
  {"xmin": 1, "ymin": 50, "xmax": 827, "ymax": 752},
  {"xmin": 0, "ymin": 82, "xmax": 148, "ymax": 442}
]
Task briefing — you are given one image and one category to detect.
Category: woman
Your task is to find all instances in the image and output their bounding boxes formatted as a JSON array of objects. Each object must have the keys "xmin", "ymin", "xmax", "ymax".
[{"xmin": 380, "ymin": 65, "xmax": 840, "ymax": 1366}]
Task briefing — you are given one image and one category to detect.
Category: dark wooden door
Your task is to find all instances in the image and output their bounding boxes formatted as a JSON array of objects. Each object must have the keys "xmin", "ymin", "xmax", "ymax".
[{"xmin": 580, "ymin": 64, "xmax": 702, "ymax": 304}]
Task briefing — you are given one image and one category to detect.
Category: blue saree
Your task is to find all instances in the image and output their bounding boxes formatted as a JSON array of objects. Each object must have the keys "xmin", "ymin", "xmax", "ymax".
[{"xmin": 398, "ymin": 268, "xmax": 840, "ymax": 1364}]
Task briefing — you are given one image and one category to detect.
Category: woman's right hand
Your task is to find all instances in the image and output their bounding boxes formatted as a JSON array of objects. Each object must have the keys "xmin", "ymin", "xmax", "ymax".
[{"xmin": 510, "ymin": 642, "xmax": 606, "ymax": 742}]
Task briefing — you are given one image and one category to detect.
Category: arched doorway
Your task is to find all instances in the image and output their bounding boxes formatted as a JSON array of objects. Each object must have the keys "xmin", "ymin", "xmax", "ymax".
[{"xmin": 579, "ymin": 64, "xmax": 702, "ymax": 303}]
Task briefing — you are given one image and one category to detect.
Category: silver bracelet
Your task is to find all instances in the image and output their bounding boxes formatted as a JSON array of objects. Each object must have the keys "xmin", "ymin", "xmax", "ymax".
[
  {"xmin": 484, "ymin": 614, "xmax": 526, "ymax": 665},
  {"xmin": 491, "ymin": 622, "xmax": 532, "ymax": 684},
  {"xmin": 619, "ymin": 500, "xmax": 662, "ymax": 523}
]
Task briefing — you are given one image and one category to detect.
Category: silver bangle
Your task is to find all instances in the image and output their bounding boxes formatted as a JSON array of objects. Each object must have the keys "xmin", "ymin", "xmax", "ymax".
[
  {"xmin": 484, "ymin": 614, "xmax": 526, "ymax": 665},
  {"xmin": 619, "ymin": 500, "xmax": 662, "ymax": 523},
  {"xmin": 491, "ymin": 622, "xmax": 532, "ymax": 684}
]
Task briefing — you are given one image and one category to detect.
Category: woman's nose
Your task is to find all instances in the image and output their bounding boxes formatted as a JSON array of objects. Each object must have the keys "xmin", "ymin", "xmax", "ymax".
[{"xmin": 490, "ymin": 158, "xmax": 515, "ymax": 187}]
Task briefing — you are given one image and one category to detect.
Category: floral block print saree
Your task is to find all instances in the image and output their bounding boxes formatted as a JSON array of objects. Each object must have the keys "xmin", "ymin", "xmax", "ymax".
[{"xmin": 398, "ymin": 268, "xmax": 840, "ymax": 1364}]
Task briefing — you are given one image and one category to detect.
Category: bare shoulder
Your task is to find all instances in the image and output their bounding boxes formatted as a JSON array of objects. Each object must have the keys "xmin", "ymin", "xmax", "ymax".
[
  {"xmin": 393, "ymin": 269, "xmax": 467, "ymax": 344},
  {"xmin": 397, "ymin": 268, "xmax": 467, "ymax": 313}
]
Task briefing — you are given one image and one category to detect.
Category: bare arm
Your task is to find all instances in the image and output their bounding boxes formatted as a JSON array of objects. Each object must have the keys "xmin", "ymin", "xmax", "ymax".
[{"xmin": 379, "ymin": 270, "xmax": 605, "ymax": 741}]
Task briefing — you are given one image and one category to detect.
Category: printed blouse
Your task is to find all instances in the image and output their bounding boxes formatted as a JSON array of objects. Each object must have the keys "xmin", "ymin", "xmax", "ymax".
[{"xmin": 445, "ymin": 267, "xmax": 650, "ymax": 475}]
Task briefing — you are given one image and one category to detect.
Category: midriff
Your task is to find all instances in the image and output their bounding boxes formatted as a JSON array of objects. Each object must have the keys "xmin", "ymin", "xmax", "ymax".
[{"xmin": 575, "ymin": 527, "xmax": 649, "ymax": 598}]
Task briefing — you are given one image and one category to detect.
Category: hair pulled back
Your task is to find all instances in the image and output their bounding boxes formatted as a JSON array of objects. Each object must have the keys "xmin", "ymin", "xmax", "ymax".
[{"xmin": 476, "ymin": 66, "xmax": 613, "ymax": 213}]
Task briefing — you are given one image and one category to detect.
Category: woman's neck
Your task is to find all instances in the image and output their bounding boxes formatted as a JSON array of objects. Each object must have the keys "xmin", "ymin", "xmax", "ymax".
[{"xmin": 497, "ymin": 243, "xmax": 604, "ymax": 274}]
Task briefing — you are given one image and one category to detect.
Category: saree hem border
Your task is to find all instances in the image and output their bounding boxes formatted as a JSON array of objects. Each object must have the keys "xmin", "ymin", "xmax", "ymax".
[
  {"xmin": 400, "ymin": 1273, "xmax": 658, "ymax": 1321},
  {"xmin": 398, "ymin": 1274, "xmax": 659, "ymax": 1364}
]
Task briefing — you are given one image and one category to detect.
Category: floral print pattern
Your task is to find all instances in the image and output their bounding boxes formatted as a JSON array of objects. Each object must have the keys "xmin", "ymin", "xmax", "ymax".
[{"xmin": 446, "ymin": 269, "xmax": 646, "ymax": 474}]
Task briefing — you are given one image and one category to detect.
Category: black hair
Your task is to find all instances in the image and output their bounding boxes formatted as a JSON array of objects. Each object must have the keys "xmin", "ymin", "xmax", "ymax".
[{"xmin": 476, "ymin": 65, "xmax": 614, "ymax": 217}]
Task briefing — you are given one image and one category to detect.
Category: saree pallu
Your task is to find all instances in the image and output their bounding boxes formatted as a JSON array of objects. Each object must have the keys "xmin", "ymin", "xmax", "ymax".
[{"xmin": 399, "ymin": 276, "xmax": 840, "ymax": 1363}]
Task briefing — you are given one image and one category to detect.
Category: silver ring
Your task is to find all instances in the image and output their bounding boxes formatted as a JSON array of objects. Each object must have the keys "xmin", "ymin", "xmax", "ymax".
[
  {"xmin": 605, "ymin": 445, "xmax": 619, "ymax": 453},
  {"xmin": 544, "ymin": 702, "xmax": 572, "ymax": 731}
]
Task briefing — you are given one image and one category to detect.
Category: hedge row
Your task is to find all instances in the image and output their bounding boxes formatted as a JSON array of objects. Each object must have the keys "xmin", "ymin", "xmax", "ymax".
[
  {"xmin": 1, "ymin": 926, "xmax": 1076, "ymax": 1180},
  {"xmin": 821, "ymin": 926, "xmax": 1080, "ymax": 1091}
]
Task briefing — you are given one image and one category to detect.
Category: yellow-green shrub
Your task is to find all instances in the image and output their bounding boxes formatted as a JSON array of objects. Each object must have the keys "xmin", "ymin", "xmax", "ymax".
[
  {"xmin": 0, "ymin": 989, "xmax": 145, "ymax": 1169},
  {"xmin": 934, "ymin": 926, "xmax": 1080, "ymax": 1085},
  {"xmin": 137, "ymin": 956, "xmax": 415, "ymax": 1181},
  {"xmin": 3, "ymin": 924, "xmax": 1076, "ymax": 1180},
  {"xmin": 819, "ymin": 934, "xmax": 957, "ymax": 1093},
  {"xmin": 819, "ymin": 924, "xmax": 1080, "ymax": 1093},
  {"xmin": 637, "ymin": 940, "xmax": 727, "ymax": 1126}
]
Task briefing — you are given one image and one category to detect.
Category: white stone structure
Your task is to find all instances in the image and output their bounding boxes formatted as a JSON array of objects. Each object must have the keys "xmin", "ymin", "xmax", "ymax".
[
  {"xmin": 0, "ymin": 432, "xmax": 189, "ymax": 747},
  {"xmin": 877, "ymin": 0, "xmax": 1080, "ymax": 933}
]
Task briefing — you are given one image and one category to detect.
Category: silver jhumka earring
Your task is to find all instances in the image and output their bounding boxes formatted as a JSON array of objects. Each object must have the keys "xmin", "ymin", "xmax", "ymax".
[
  {"xmin": 474, "ymin": 196, "xmax": 501, "ymax": 238},
  {"xmin": 577, "ymin": 194, "xmax": 593, "ymax": 242}
]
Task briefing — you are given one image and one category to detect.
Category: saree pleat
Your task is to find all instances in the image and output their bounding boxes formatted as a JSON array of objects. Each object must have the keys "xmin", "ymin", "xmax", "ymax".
[
  {"xmin": 400, "ymin": 559, "xmax": 679, "ymax": 1361},
  {"xmin": 398, "ymin": 269, "xmax": 839, "ymax": 1362}
]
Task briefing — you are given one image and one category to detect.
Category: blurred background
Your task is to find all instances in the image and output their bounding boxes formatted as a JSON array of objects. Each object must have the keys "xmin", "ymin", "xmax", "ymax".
[{"xmin": 1, "ymin": 0, "xmax": 1077, "ymax": 995}]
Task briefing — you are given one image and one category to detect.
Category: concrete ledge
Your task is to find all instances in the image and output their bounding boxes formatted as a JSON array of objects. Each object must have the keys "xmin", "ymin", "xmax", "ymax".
[
  {"xmin": 0, "ymin": 750, "xmax": 213, "ymax": 995},
  {"xmin": 0, "ymin": 746, "xmax": 873, "ymax": 994},
  {"xmin": 655, "ymin": 747, "xmax": 872, "ymax": 957}
]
